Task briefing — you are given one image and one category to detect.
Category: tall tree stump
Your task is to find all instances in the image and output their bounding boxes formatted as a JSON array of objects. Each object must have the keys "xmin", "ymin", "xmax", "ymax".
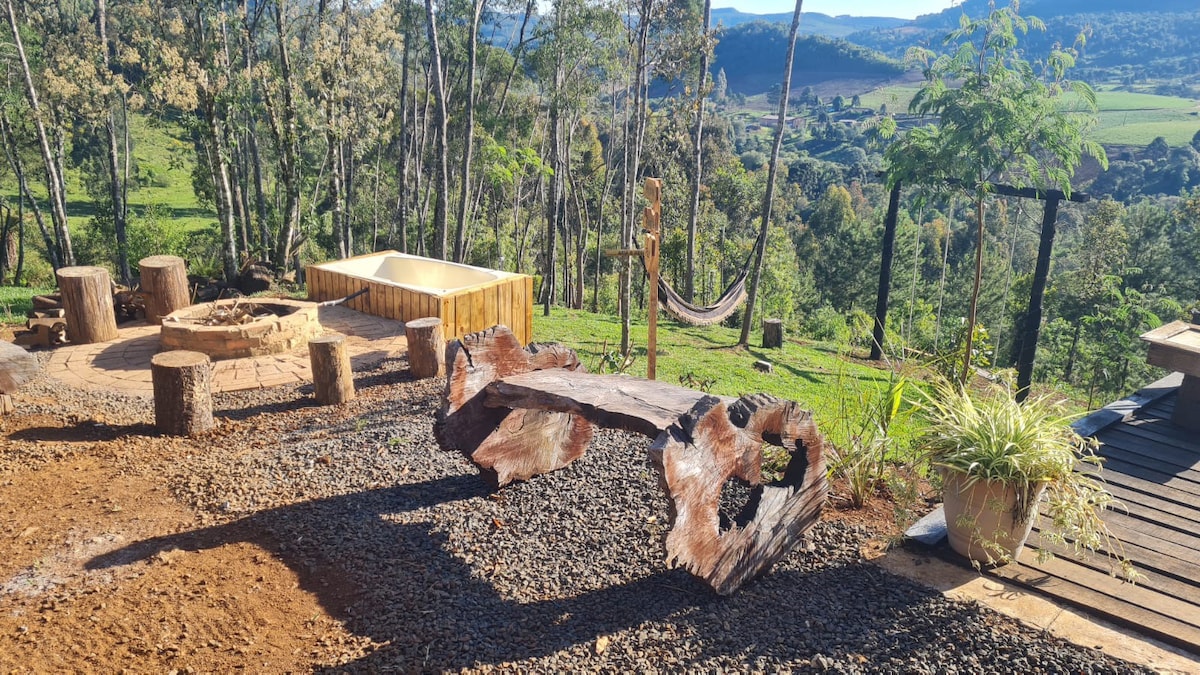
[
  {"xmin": 308, "ymin": 334, "xmax": 355, "ymax": 405},
  {"xmin": 56, "ymin": 266, "xmax": 118, "ymax": 344},
  {"xmin": 151, "ymin": 350, "xmax": 214, "ymax": 436},
  {"xmin": 405, "ymin": 317, "xmax": 446, "ymax": 379},
  {"xmin": 762, "ymin": 318, "xmax": 783, "ymax": 349},
  {"xmin": 139, "ymin": 255, "xmax": 190, "ymax": 324}
]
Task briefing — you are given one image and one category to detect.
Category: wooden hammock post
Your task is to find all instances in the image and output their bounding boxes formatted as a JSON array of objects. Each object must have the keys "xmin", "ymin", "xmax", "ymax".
[{"xmin": 644, "ymin": 178, "xmax": 662, "ymax": 381}]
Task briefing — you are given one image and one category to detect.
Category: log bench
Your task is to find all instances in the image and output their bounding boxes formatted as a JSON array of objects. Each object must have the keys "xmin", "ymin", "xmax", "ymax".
[{"xmin": 434, "ymin": 325, "xmax": 827, "ymax": 595}]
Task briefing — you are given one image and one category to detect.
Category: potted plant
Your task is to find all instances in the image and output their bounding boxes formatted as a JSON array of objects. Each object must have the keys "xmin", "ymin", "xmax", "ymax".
[{"xmin": 915, "ymin": 377, "xmax": 1137, "ymax": 581}]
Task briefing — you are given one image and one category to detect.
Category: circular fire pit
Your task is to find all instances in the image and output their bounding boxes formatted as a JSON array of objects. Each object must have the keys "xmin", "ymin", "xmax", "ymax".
[{"xmin": 159, "ymin": 298, "xmax": 322, "ymax": 360}]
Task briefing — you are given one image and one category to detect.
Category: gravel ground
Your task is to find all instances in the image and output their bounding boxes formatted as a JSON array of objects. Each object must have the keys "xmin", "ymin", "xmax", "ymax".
[{"xmin": 7, "ymin": 353, "xmax": 1154, "ymax": 673}]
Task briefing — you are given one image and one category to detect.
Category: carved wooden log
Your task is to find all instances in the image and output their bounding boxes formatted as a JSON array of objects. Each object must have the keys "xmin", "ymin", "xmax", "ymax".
[
  {"xmin": 56, "ymin": 266, "xmax": 118, "ymax": 344},
  {"xmin": 649, "ymin": 393, "xmax": 826, "ymax": 595},
  {"xmin": 139, "ymin": 255, "xmax": 190, "ymax": 325},
  {"xmin": 404, "ymin": 317, "xmax": 446, "ymax": 379},
  {"xmin": 151, "ymin": 350, "xmax": 214, "ymax": 436},
  {"xmin": 487, "ymin": 368, "xmax": 827, "ymax": 594},
  {"xmin": 308, "ymin": 334, "xmax": 355, "ymax": 405},
  {"xmin": 435, "ymin": 325, "xmax": 592, "ymax": 486},
  {"xmin": 0, "ymin": 340, "xmax": 39, "ymax": 394},
  {"xmin": 762, "ymin": 318, "xmax": 783, "ymax": 349}
]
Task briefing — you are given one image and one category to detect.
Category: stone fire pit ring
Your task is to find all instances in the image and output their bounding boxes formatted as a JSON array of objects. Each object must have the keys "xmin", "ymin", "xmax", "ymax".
[{"xmin": 159, "ymin": 298, "xmax": 322, "ymax": 360}]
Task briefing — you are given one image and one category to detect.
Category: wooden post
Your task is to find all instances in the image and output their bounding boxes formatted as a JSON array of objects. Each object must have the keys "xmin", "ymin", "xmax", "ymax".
[
  {"xmin": 139, "ymin": 255, "xmax": 190, "ymax": 325},
  {"xmin": 405, "ymin": 317, "xmax": 446, "ymax": 379},
  {"xmin": 151, "ymin": 350, "xmax": 214, "ymax": 436},
  {"xmin": 308, "ymin": 334, "xmax": 355, "ymax": 405},
  {"xmin": 762, "ymin": 318, "xmax": 783, "ymax": 349},
  {"xmin": 644, "ymin": 178, "xmax": 662, "ymax": 381},
  {"xmin": 56, "ymin": 266, "xmax": 118, "ymax": 344}
]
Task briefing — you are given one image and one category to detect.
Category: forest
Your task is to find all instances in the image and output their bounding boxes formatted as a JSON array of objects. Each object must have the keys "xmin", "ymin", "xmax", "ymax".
[{"xmin": 0, "ymin": 0, "xmax": 1196, "ymax": 404}]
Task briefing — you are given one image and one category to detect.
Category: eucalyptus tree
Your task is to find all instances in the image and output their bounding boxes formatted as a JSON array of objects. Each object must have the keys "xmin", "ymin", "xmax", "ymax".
[
  {"xmin": 684, "ymin": 0, "xmax": 713, "ymax": 302},
  {"xmin": 885, "ymin": 2, "xmax": 1105, "ymax": 386},
  {"xmin": 4, "ymin": 0, "xmax": 74, "ymax": 267},
  {"xmin": 424, "ymin": 0, "xmax": 450, "ymax": 259},
  {"xmin": 737, "ymin": 0, "xmax": 802, "ymax": 348}
]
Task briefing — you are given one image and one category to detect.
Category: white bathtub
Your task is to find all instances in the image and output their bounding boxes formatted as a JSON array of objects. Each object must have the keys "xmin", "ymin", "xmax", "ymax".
[{"xmin": 306, "ymin": 251, "xmax": 533, "ymax": 344}]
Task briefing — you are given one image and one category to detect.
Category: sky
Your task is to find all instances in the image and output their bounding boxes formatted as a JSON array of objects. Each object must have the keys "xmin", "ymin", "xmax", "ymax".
[{"xmin": 710, "ymin": 1, "xmax": 960, "ymax": 20}]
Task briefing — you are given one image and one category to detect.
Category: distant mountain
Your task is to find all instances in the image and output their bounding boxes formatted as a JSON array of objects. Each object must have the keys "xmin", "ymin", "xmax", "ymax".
[
  {"xmin": 712, "ymin": 22, "xmax": 905, "ymax": 95},
  {"xmin": 710, "ymin": 8, "xmax": 906, "ymax": 37},
  {"xmin": 848, "ymin": 0, "xmax": 1200, "ymax": 81}
]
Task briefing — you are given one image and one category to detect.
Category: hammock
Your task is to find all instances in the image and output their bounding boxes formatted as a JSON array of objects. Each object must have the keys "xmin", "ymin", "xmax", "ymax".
[{"xmin": 657, "ymin": 268, "xmax": 749, "ymax": 326}]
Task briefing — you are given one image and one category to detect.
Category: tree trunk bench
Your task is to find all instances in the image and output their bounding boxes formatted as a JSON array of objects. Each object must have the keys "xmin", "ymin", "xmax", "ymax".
[{"xmin": 435, "ymin": 325, "xmax": 827, "ymax": 595}]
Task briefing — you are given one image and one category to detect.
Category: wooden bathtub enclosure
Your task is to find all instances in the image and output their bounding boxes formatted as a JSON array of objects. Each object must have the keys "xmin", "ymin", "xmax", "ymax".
[{"xmin": 307, "ymin": 251, "xmax": 533, "ymax": 345}]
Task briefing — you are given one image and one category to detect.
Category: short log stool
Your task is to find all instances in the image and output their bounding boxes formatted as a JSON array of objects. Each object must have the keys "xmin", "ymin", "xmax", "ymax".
[
  {"xmin": 151, "ymin": 350, "xmax": 214, "ymax": 436},
  {"xmin": 56, "ymin": 266, "xmax": 118, "ymax": 344},
  {"xmin": 308, "ymin": 334, "xmax": 355, "ymax": 405},
  {"xmin": 405, "ymin": 317, "xmax": 446, "ymax": 379}
]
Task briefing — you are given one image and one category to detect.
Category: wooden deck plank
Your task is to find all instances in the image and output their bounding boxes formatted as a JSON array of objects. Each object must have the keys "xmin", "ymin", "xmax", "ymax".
[
  {"xmin": 989, "ymin": 557, "xmax": 1200, "ymax": 653},
  {"xmin": 1101, "ymin": 481, "xmax": 1200, "ymax": 530},
  {"xmin": 1027, "ymin": 529, "xmax": 1200, "ymax": 605},
  {"xmin": 1095, "ymin": 455, "xmax": 1200, "ymax": 497},
  {"xmin": 1099, "ymin": 429, "xmax": 1200, "ymax": 473},
  {"xmin": 1110, "ymin": 422, "xmax": 1200, "ymax": 460}
]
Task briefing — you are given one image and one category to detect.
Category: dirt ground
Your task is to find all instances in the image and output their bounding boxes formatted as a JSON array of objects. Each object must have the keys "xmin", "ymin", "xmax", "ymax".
[{"xmin": 0, "ymin": 353, "xmax": 916, "ymax": 673}]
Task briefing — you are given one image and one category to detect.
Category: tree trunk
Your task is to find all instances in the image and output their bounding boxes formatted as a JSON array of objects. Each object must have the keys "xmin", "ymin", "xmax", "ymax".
[
  {"xmin": 151, "ymin": 351, "xmax": 214, "ymax": 436},
  {"xmin": 424, "ymin": 0, "xmax": 451, "ymax": 260},
  {"xmin": 453, "ymin": 0, "xmax": 485, "ymax": 263},
  {"xmin": 960, "ymin": 196, "xmax": 986, "ymax": 385},
  {"xmin": 1014, "ymin": 197, "xmax": 1061, "ymax": 402},
  {"xmin": 739, "ymin": 0, "xmax": 803, "ymax": 347},
  {"xmin": 205, "ymin": 106, "xmax": 240, "ymax": 283},
  {"xmin": 139, "ymin": 255, "xmax": 190, "ymax": 325},
  {"xmin": 5, "ymin": 0, "xmax": 72, "ymax": 268},
  {"xmin": 404, "ymin": 316, "xmax": 446, "ymax": 379},
  {"xmin": 270, "ymin": 0, "xmax": 302, "ymax": 266},
  {"xmin": 57, "ymin": 266, "xmax": 119, "ymax": 344},
  {"xmin": 685, "ymin": 0, "xmax": 713, "ymax": 303},
  {"xmin": 0, "ymin": 107, "xmax": 58, "ymax": 270},
  {"xmin": 308, "ymin": 335, "xmax": 355, "ymax": 405},
  {"xmin": 869, "ymin": 182, "xmax": 902, "ymax": 360}
]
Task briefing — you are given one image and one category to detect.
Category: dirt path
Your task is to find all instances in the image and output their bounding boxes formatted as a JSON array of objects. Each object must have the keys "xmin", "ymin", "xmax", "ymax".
[{"xmin": 0, "ymin": 405, "xmax": 366, "ymax": 672}]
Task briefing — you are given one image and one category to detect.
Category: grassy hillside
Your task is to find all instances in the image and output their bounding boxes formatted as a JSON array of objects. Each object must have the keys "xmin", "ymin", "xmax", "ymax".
[{"xmin": 1, "ymin": 113, "xmax": 215, "ymax": 239}]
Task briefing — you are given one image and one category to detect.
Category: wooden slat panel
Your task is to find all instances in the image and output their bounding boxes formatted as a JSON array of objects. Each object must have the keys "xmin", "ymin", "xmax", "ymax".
[
  {"xmin": 387, "ymin": 284, "xmax": 399, "ymax": 320},
  {"xmin": 500, "ymin": 279, "xmax": 513, "ymax": 333},
  {"xmin": 989, "ymin": 558, "xmax": 1200, "ymax": 653},
  {"xmin": 1097, "ymin": 456, "xmax": 1200, "ymax": 497},
  {"xmin": 455, "ymin": 292, "xmax": 472, "ymax": 338},
  {"xmin": 1102, "ymin": 481, "xmax": 1200, "ymax": 529},
  {"xmin": 524, "ymin": 275, "xmax": 534, "ymax": 344},
  {"xmin": 472, "ymin": 289, "xmax": 485, "ymax": 332},
  {"xmin": 483, "ymin": 284, "xmax": 498, "ymax": 330},
  {"xmin": 441, "ymin": 298, "xmax": 454, "ymax": 341}
]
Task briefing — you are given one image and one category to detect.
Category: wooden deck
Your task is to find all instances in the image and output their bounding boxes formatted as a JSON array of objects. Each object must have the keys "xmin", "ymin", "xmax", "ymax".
[{"xmin": 987, "ymin": 387, "xmax": 1200, "ymax": 656}]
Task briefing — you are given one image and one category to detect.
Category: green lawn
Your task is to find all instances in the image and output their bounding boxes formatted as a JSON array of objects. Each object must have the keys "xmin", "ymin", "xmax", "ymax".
[{"xmin": 531, "ymin": 308, "xmax": 922, "ymax": 453}]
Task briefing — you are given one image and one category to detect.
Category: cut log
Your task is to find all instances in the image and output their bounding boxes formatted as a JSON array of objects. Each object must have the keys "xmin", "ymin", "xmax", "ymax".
[
  {"xmin": 404, "ymin": 317, "xmax": 446, "ymax": 379},
  {"xmin": 649, "ymin": 393, "xmax": 826, "ymax": 595},
  {"xmin": 308, "ymin": 334, "xmax": 355, "ymax": 405},
  {"xmin": 31, "ymin": 294, "xmax": 61, "ymax": 311},
  {"xmin": 762, "ymin": 318, "xmax": 783, "ymax": 349},
  {"xmin": 0, "ymin": 340, "xmax": 40, "ymax": 393},
  {"xmin": 435, "ymin": 325, "xmax": 591, "ymax": 485},
  {"xmin": 139, "ymin": 255, "xmax": 190, "ymax": 325},
  {"xmin": 151, "ymin": 350, "xmax": 214, "ymax": 436},
  {"xmin": 56, "ymin": 266, "xmax": 119, "ymax": 344}
]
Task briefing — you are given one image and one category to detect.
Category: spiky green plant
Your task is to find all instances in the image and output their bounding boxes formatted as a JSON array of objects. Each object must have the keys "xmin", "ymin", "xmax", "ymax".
[{"xmin": 915, "ymin": 376, "xmax": 1138, "ymax": 581}]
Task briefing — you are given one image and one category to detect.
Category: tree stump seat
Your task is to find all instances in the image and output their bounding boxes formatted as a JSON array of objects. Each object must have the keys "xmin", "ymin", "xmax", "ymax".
[{"xmin": 435, "ymin": 325, "xmax": 827, "ymax": 595}]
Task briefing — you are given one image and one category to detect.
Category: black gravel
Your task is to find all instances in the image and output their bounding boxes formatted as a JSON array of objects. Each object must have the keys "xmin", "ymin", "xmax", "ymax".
[{"xmin": 10, "ymin": 353, "xmax": 1155, "ymax": 673}]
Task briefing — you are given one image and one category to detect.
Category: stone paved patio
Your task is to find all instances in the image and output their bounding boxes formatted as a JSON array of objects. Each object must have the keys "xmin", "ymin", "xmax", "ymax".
[{"xmin": 43, "ymin": 305, "xmax": 407, "ymax": 397}]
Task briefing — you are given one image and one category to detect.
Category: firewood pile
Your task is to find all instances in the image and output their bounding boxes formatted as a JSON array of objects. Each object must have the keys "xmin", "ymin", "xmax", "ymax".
[{"xmin": 170, "ymin": 299, "xmax": 282, "ymax": 326}]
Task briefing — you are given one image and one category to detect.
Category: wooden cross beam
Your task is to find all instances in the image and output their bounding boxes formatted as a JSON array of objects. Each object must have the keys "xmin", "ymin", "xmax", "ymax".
[{"xmin": 602, "ymin": 178, "xmax": 663, "ymax": 380}]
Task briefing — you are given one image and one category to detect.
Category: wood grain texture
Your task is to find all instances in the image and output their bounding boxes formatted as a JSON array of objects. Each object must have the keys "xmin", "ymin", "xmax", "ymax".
[
  {"xmin": 150, "ymin": 350, "xmax": 213, "ymax": 436},
  {"xmin": 438, "ymin": 326, "xmax": 828, "ymax": 595},
  {"xmin": 434, "ymin": 325, "xmax": 591, "ymax": 485},
  {"xmin": 138, "ymin": 255, "xmax": 190, "ymax": 325},
  {"xmin": 404, "ymin": 317, "xmax": 446, "ymax": 379},
  {"xmin": 56, "ymin": 266, "xmax": 118, "ymax": 344},
  {"xmin": 308, "ymin": 335, "xmax": 355, "ymax": 405}
]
